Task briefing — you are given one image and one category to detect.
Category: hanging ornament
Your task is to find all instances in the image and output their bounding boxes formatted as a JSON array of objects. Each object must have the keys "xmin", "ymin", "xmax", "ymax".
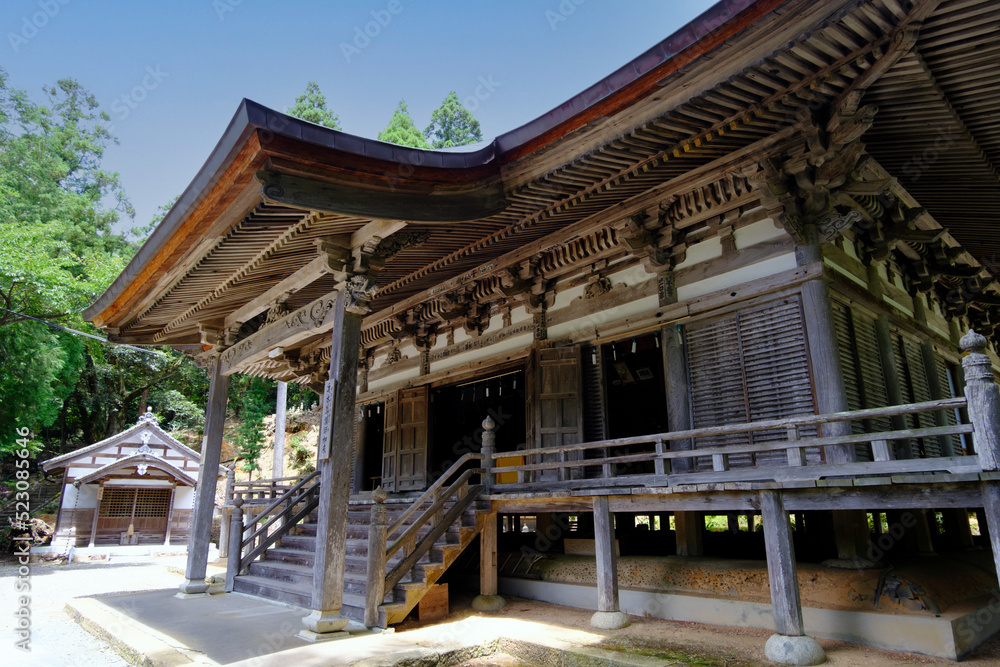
[
  {"xmin": 612, "ymin": 343, "xmax": 617, "ymax": 361},
  {"xmin": 591, "ymin": 346, "xmax": 597, "ymax": 364},
  {"xmin": 486, "ymin": 383, "xmax": 490, "ymax": 398},
  {"xmin": 377, "ymin": 403, "xmax": 381, "ymax": 415},
  {"xmin": 631, "ymin": 336, "xmax": 637, "ymax": 354},
  {"xmin": 513, "ymin": 377, "xmax": 517, "ymax": 390},
  {"xmin": 654, "ymin": 332, "xmax": 660, "ymax": 348}
]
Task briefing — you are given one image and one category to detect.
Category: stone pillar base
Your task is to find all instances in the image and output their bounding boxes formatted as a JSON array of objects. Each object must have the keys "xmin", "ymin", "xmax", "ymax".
[
  {"xmin": 764, "ymin": 634, "xmax": 825, "ymax": 665},
  {"xmin": 176, "ymin": 579, "xmax": 210, "ymax": 597},
  {"xmin": 590, "ymin": 610, "xmax": 630, "ymax": 630},
  {"xmin": 471, "ymin": 594, "xmax": 506, "ymax": 612},
  {"xmin": 302, "ymin": 609, "xmax": 349, "ymax": 634},
  {"xmin": 297, "ymin": 629, "xmax": 350, "ymax": 643}
]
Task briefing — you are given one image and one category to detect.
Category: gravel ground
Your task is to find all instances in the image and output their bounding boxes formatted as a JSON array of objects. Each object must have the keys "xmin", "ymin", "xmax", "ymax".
[{"xmin": 0, "ymin": 555, "xmax": 187, "ymax": 667}]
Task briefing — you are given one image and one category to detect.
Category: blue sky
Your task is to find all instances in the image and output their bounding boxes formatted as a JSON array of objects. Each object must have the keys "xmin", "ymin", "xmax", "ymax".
[{"xmin": 2, "ymin": 0, "xmax": 717, "ymax": 230}]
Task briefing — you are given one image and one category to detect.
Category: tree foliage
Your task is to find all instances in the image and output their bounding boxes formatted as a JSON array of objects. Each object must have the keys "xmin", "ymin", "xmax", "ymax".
[
  {"xmin": 0, "ymin": 68, "xmax": 136, "ymax": 329},
  {"xmin": 377, "ymin": 99, "xmax": 430, "ymax": 149},
  {"xmin": 287, "ymin": 81, "xmax": 341, "ymax": 130},
  {"xmin": 424, "ymin": 91, "xmax": 482, "ymax": 148}
]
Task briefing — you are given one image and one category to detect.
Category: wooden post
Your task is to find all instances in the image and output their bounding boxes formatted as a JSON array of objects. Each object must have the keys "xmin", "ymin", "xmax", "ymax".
[
  {"xmin": 961, "ymin": 331, "xmax": 1000, "ymax": 584},
  {"xmin": 590, "ymin": 496, "xmax": 629, "ymax": 629},
  {"xmin": 163, "ymin": 483, "xmax": 176, "ymax": 546},
  {"xmin": 218, "ymin": 468, "xmax": 236, "ymax": 558},
  {"xmin": 760, "ymin": 490, "xmax": 825, "ymax": 664},
  {"xmin": 365, "ymin": 487, "xmax": 388, "ymax": 627},
  {"xmin": 801, "ymin": 244, "xmax": 871, "ymax": 564},
  {"xmin": 663, "ymin": 323, "xmax": 693, "ymax": 472},
  {"xmin": 179, "ymin": 356, "xmax": 229, "ymax": 596},
  {"xmin": 225, "ymin": 498, "xmax": 244, "ymax": 592},
  {"xmin": 88, "ymin": 483, "xmax": 103, "ymax": 548},
  {"xmin": 472, "ymin": 513, "xmax": 506, "ymax": 611},
  {"xmin": 481, "ymin": 415, "xmax": 496, "ymax": 490},
  {"xmin": 303, "ymin": 287, "xmax": 368, "ymax": 639},
  {"xmin": 273, "ymin": 381, "xmax": 287, "ymax": 479},
  {"xmin": 674, "ymin": 511, "xmax": 703, "ymax": 557}
]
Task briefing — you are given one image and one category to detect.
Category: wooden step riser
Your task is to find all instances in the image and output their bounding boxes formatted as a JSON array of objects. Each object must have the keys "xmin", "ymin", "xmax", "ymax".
[{"xmin": 232, "ymin": 578, "xmax": 311, "ymax": 608}]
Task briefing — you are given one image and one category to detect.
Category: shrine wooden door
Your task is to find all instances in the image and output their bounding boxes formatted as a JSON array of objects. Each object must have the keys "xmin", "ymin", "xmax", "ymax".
[
  {"xmin": 533, "ymin": 346, "xmax": 584, "ymax": 481},
  {"xmin": 395, "ymin": 386, "xmax": 429, "ymax": 491}
]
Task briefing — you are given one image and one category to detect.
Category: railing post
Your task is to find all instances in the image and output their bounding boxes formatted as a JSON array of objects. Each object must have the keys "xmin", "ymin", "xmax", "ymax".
[
  {"xmin": 225, "ymin": 498, "xmax": 244, "ymax": 592},
  {"xmin": 481, "ymin": 415, "xmax": 496, "ymax": 490},
  {"xmin": 365, "ymin": 487, "xmax": 388, "ymax": 628},
  {"xmin": 962, "ymin": 330, "xmax": 1000, "ymax": 471},
  {"xmin": 961, "ymin": 331, "xmax": 1000, "ymax": 589},
  {"xmin": 224, "ymin": 467, "xmax": 235, "ymax": 502},
  {"xmin": 785, "ymin": 427, "xmax": 805, "ymax": 467},
  {"xmin": 654, "ymin": 438, "xmax": 668, "ymax": 476}
]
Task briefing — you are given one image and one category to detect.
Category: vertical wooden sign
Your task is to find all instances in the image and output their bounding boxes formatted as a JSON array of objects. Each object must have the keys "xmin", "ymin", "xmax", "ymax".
[{"xmin": 317, "ymin": 379, "xmax": 335, "ymax": 461}]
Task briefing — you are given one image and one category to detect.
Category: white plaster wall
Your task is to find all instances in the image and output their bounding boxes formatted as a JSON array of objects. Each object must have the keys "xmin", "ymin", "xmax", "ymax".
[
  {"xmin": 733, "ymin": 218, "xmax": 784, "ymax": 249},
  {"xmin": 553, "ymin": 284, "xmax": 586, "ymax": 309},
  {"xmin": 66, "ymin": 483, "xmax": 98, "ymax": 510},
  {"xmin": 677, "ymin": 253, "xmax": 798, "ymax": 301},
  {"xmin": 675, "ymin": 236, "xmax": 722, "ymax": 269},
  {"xmin": 367, "ymin": 365, "xmax": 421, "ymax": 392},
  {"xmin": 174, "ymin": 486, "xmax": 195, "ymax": 510}
]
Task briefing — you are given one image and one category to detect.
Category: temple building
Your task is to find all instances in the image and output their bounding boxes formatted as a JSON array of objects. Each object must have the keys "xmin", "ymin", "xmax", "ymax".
[{"xmin": 84, "ymin": 0, "xmax": 1000, "ymax": 662}]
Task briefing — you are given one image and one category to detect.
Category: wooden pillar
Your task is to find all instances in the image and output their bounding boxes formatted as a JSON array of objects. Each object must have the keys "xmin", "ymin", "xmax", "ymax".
[
  {"xmin": 224, "ymin": 498, "xmax": 244, "ymax": 592},
  {"xmin": 273, "ymin": 381, "xmax": 287, "ymax": 479},
  {"xmin": 179, "ymin": 356, "xmax": 229, "ymax": 596},
  {"xmin": 674, "ymin": 511, "xmax": 703, "ymax": 557},
  {"xmin": 960, "ymin": 331, "xmax": 1000, "ymax": 583},
  {"xmin": 302, "ymin": 288, "xmax": 366, "ymax": 639},
  {"xmin": 590, "ymin": 496, "xmax": 629, "ymax": 629},
  {"xmin": 364, "ymin": 487, "xmax": 387, "ymax": 627},
  {"xmin": 761, "ymin": 490, "xmax": 825, "ymax": 664},
  {"xmin": 800, "ymin": 236, "xmax": 872, "ymax": 565},
  {"xmin": 88, "ymin": 483, "xmax": 103, "ymax": 548},
  {"xmin": 663, "ymin": 323, "xmax": 693, "ymax": 472},
  {"xmin": 164, "ymin": 483, "xmax": 176, "ymax": 546},
  {"xmin": 472, "ymin": 513, "xmax": 506, "ymax": 611}
]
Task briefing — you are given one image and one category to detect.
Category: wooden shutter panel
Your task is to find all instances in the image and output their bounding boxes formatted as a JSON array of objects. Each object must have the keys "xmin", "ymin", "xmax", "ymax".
[
  {"xmin": 395, "ymin": 386, "xmax": 429, "ymax": 491},
  {"xmin": 381, "ymin": 393, "xmax": 398, "ymax": 492},
  {"xmin": 581, "ymin": 344, "xmax": 607, "ymax": 443},
  {"xmin": 686, "ymin": 296, "xmax": 817, "ymax": 470},
  {"xmin": 741, "ymin": 298, "xmax": 818, "ymax": 466},
  {"xmin": 830, "ymin": 301, "xmax": 890, "ymax": 461},
  {"xmin": 892, "ymin": 333, "xmax": 937, "ymax": 457},
  {"xmin": 535, "ymin": 346, "xmax": 584, "ymax": 480},
  {"xmin": 935, "ymin": 356, "xmax": 965, "ymax": 455},
  {"xmin": 687, "ymin": 313, "xmax": 749, "ymax": 470}
]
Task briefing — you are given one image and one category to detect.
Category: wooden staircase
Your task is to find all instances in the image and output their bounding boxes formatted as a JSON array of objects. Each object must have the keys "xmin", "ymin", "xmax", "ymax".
[{"xmin": 230, "ymin": 478, "xmax": 490, "ymax": 626}]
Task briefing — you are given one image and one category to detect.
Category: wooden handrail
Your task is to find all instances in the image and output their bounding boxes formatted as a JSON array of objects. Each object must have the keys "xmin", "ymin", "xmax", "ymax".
[
  {"xmin": 384, "ymin": 483, "xmax": 484, "ymax": 592},
  {"xmin": 386, "ymin": 452, "xmax": 484, "ymax": 537},
  {"xmin": 515, "ymin": 397, "xmax": 968, "ymax": 459},
  {"xmin": 240, "ymin": 485, "xmax": 320, "ymax": 566},
  {"xmin": 236, "ymin": 469, "xmax": 319, "ymax": 520},
  {"xmin": 503, "ymin": 423, "xmax": 974, "ymax": 475},
  {"xmin": 386, "ymin": 468, "xmax": 481, "ymax": 560}
]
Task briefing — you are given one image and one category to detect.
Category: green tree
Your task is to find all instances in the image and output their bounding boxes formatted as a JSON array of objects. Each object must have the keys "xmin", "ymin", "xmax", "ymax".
[
  {"xmin": 287, "ymin": 81, "xmax": 341, "ymax": 130},
  {"xmin": 0, "ymin": 69, "xmax": 135, "ymax": 328},
  {"xmin": 228, "ymin": 376, "xmax": 276, "ymax": 476},
  {"xmin": 424, "ymin": 91, "xmax": 482, "ymax": 148},
  {"xmin": 377, "ymin": 99, "xmax": 430, "ymax": 148}
]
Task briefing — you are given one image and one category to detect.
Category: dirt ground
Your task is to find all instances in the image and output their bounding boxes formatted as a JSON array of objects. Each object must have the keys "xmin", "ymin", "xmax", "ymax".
[{"xmin": 2, "ymin": 555, "xmax": 1000, "ymax": 666}]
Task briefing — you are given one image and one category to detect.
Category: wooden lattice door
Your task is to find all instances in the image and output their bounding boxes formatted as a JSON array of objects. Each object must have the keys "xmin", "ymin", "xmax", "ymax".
[{"xmin": 97, "ymin": 487, "xmax": 170, "ymax": 544}]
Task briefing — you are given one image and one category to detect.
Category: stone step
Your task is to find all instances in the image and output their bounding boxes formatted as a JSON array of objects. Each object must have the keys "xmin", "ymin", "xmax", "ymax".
[
  {"xmin": 247, "ymin": 559, "xmax": 313, "ymax": 585},
  {"xmin": 264, "ymin": 547, "xmax": 315, "ymax": 567},
  {"xmin": 232, "ymin": 574, "xmax": 311, "ymax": 608}
]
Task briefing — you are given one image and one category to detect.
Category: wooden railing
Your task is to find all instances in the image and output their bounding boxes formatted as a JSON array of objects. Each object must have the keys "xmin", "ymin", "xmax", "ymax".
[
  {"xmin": 225, "ymin": 469, "xmax": 321, "ymax": 591},
  {"xmin": 364, "ymin": 419, "xmax": 495, "ymax": 626},
  {"xmin": 488, "ymin": 397, "xmax": 975, "ymax": 492},
  {"xmin": 229, "ymin": 473, "xmax": 313, "ymax": 507}
]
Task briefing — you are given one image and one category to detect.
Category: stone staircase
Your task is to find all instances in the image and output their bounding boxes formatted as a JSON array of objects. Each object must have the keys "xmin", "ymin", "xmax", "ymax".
[{"xmin": 232, "ymin": 496, "xmax": 489, "ymax": 626}]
